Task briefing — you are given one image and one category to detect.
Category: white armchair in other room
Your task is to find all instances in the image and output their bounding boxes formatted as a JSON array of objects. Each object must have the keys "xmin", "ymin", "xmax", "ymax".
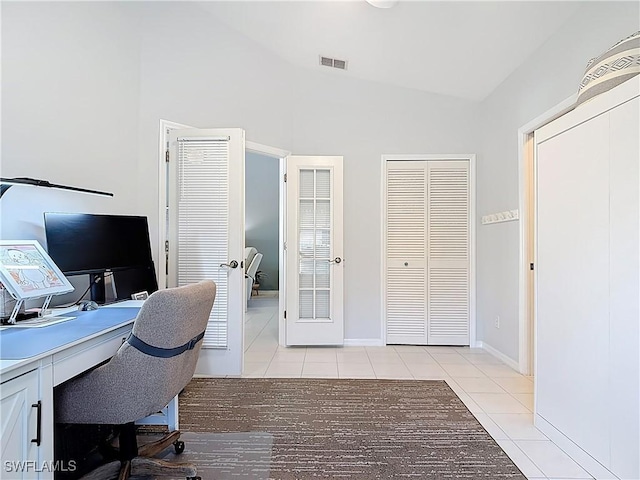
[{"xmin": 244, "ymin": 251, "xmax": 262, "ymax": 312}]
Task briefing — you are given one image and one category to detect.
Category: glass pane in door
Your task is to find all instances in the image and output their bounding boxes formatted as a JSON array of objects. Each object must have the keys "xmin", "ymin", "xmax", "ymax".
[{"xmin": 298, "ymin": 168, "xmax": 332, "ymax": 319}]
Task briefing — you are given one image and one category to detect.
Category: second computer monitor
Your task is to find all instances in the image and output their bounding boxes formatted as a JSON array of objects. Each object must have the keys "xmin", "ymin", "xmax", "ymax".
[{"xmin": 44, "ymin": 212, "xmax": 158, "ymax": 303}]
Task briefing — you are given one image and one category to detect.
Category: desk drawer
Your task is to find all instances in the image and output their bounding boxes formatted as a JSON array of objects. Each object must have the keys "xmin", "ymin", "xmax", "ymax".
[{"xmin": 53, "ymin": 326, "xmax": 131, "ymax": 386}]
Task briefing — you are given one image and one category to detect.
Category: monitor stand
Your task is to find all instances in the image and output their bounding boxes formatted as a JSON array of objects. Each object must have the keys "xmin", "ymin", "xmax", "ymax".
[{"xmin": 90, "ymin": 273, "xmax": 106, "ymax": 304}]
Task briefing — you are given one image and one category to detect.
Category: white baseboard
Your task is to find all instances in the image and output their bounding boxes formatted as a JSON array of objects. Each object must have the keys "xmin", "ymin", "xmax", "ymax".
[
  {"xmin": 343, "ymin": 338, "xmax": 385, "ymax": 347},
  {"xmin": 477, "ymin": 341, "xmax": 521, "ymax": 372}
]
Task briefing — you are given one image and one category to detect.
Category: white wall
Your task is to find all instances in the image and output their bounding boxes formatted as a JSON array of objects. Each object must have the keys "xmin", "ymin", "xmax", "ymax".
[
  {"xmin": 2, "ymin": 2, "xmax": 479, "ymax": 340},
  {"xmin": 1, "ymin": 2, "xmax": 143, "ymax": 239},
  {"xmin": 1, "ymin": 2, "xmax": 144, "ymax": 304},
  {"xmin": 288, "ymin": 68, "xmax": 479, "ymax": 339},
  {"xmin": 134, "ymin": 3, "xmax": 480, "ymax": 341},
  {"xmin": 8, "ymin": 2, "xmax": 635, "ymax": 351},
  {"xmin": 476, "ymin": 1, "xmax": 640, "ymax": 361},
  {"xmin": 135, "ymin": 2, "xmax": 294, "ymax": 266}
]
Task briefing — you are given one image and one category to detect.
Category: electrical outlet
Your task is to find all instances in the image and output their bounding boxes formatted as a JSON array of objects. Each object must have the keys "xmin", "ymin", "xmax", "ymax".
[{"xmin": 494, "ymin": 316, "xmax": 500, "ymax": 329}]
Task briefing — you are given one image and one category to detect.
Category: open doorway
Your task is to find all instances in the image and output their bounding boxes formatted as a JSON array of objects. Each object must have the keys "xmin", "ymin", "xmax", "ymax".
[
  {"xmin": 243, "ymin": 143, "xmax": 289, "ymax": 373},
  {"xmin": 159, "ymin": 122, "xmax": 290, "ymax": 376},
  {"xmin": 517, "ymin": 94, "xmax": 576, "ymax": 376},
  {"xmin": 245, "ymin": 151, "xmax": 279, "ymax": 296},
  {"xmin": 244, "ymin": 150, "xmax": 281, "ymax": 354},
  {"xmin": 160, "ymin": 125, "xmax": 347, "ymax": 373}
]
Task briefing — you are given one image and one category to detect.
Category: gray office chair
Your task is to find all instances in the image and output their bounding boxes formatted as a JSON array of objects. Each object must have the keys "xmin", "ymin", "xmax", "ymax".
[{"xmin": 55, "ymin": 280, "xmax": 216, "ymax": 480}]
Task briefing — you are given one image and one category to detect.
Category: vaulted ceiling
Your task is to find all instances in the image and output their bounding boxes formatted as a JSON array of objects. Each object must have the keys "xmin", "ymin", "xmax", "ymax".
[{"xmin": 198, "ymin": 1, "xmax": 582, "ymax": 101}]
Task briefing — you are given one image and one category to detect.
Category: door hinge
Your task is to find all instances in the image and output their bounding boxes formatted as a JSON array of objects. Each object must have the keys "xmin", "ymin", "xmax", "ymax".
[
  {"xmin": 284, "ymin": 173, "xmax": 287, "ymax": 182},
  {"xmin": 165, "ymin": 150, "xmax": 170, "ymax": 162},
  {"xmin": 165, "ymin": 240, "xmax": 170, "ymax": 253},
  {"xmin": 283, "ymin": 242, "xmax": 287, "ymax": 250},
  {"xmin": 530, "ymin": 263, "xmax": 534, "ymax": 271},
  {"xmin": 284, "ymin": 310, "xmax": 287, "ymax": 319}
]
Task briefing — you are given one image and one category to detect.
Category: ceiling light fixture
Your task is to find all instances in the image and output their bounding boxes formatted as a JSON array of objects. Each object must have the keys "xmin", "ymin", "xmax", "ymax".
[{"xmin": 365, "ymin": 0, "xmax": 398, "ymax": 8}]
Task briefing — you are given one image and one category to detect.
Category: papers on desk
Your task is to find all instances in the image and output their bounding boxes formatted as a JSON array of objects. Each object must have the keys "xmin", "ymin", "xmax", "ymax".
[
  {"xmin": 47, "ymin": 305, "xmax": 80, "ymax": 316},
  {"xmin": 2, "ymin": 315, "xmax": 76, "ymax": 328}
]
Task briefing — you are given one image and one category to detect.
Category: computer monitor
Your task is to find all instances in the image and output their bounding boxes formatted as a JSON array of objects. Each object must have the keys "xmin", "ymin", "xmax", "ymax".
[
  {"xmin": 112, "ymin": 265, "xmax": 159, "ymax": 301},
  {"xmin": 44, "ymin": 213, "xmax": 157, "ymax": 303}
]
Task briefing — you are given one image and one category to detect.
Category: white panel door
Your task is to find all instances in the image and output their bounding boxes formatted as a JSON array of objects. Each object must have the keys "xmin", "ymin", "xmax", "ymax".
[
  {"xmin": 385, "ymin": 160, "xmax": 470, "ymax": 346},
  {"xmin": 608, "ymin": 96, "xmax": 640, "ymax": 479},
  {"xmin": 168, "ymin": 128, "xmax": 244, "ymax": 376},
  {"xmin": 536, "ymin": 113, "xmax": 611, "ymax": 467},
  {"xmin": 285, "ymin": 156, "xmax": 344, "ymax": 346}
]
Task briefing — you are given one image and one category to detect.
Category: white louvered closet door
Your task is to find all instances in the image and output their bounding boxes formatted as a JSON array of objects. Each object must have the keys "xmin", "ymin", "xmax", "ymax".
[
  {"xmin": 386, "ymin": 160, "xmax": 470, "ymax": 346},
  {"xmin": 168, "ymin": 128, "xmax": 245, "ymax": 376},
  {"xmin": 386, "ymin": 163, "xmax": 428, "ymax": 344},
  {"xmin": 426, "ymin": 161, "xmax": 470, "ymax": 345}
]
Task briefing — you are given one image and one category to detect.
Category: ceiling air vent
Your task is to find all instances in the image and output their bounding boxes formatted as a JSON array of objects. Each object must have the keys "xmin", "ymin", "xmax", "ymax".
[
  {"xmin": 319, "ymin": 56, "xmax": 348, "ymax": 71},
  {"xmin": 320, "ymin": 56, "xmax": 333, "ymax": 67},
  {"xmin": 333, "ymin": 59, "xmax": 347, "ymax": 70}
]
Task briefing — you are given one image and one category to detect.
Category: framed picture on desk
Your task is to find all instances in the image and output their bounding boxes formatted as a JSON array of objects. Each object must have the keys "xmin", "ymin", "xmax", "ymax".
[{"xmin": 0, "ymin": 240, "xmax": 74, "ymax": 300}]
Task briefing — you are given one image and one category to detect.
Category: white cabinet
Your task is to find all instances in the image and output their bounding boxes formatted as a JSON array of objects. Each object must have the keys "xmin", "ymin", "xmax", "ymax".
[
  {"xmin": 535, "ymin": 77, "xmax": 639, "ymax": 479},
  {"xmin": 1, "ymin": 369, "xmax": 41, "ymax": 480},
  {"xmin": 607, "ymin": 97, "xmax": 640, "ymax": 478},
  {"xmin": 1, "ymin": 312, "xmax": 136, "ymax": 480}
]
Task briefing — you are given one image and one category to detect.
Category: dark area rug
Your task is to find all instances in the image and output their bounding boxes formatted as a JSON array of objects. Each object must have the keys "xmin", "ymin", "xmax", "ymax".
[{"xmin": 178, "ymin": 377, "xmax": 525, "ymax": 479}]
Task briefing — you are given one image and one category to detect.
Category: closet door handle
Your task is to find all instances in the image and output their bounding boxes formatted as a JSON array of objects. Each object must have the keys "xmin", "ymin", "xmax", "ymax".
[
  {"xmin": 220, "ymin": 260, "xmax": 239, "ymax": 269},
  {"xmin": 329, "ymin": 257, "xmax": 342, "ymax": 264},
  {"xmin": 31, "ymin": 401, "xmax": 42, "ymax": 446}
]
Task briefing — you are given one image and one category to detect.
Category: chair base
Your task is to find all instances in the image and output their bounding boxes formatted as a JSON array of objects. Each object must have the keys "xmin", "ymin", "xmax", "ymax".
[
  {"xmin": 131, "ymin": 457, "xmax": 197, "ymax": 477},
  {"xmin": 77, "ymin": 458, "xmax": 199, "ymax": 480},
  {"xmin": 78, "ymin": 429, "xmax": 198, "ymax": 480}
]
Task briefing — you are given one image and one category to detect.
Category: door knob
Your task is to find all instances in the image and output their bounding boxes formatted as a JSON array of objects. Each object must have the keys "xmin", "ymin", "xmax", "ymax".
[
  {"xmin": 329, "ymin": 257, "xmax": 342, "ymax": 264},
  {"xmin": 220, "ymin": 260, "xmax": 239, "ymax": 269}
]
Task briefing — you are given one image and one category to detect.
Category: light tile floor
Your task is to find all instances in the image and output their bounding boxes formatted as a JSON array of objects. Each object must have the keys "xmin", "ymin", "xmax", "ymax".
[{"xmin": 243, "ymin": 294, "xmax": 595, "ymax": 480}]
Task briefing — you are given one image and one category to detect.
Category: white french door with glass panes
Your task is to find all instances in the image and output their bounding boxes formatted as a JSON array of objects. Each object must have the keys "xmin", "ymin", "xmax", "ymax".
[
  {"xmin": 385, "ymin": 158, "xmax": 472, "ymax": 346},
  {"xmin": 167, "ymin": 128, "xmax": 245, "ymax": 376},
  {"xmin": 285, "ymin": 156, "xmax": 344, "ymax": 345}
]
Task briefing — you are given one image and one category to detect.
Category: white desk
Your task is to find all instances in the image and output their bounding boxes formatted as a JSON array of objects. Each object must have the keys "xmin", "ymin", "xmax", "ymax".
[{"xmin": 1, "ymin": 304, "xmax": 140, "ymax": 479}]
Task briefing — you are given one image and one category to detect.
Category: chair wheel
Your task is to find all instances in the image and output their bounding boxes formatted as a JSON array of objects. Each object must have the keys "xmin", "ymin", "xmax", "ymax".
[
  {"xmin": 173, "ymin": 440, "xmax": 185, "ymax": 454},
  {"xmin": 187, "ymin": 477, "xmax": 201, "ymax": 480}
]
